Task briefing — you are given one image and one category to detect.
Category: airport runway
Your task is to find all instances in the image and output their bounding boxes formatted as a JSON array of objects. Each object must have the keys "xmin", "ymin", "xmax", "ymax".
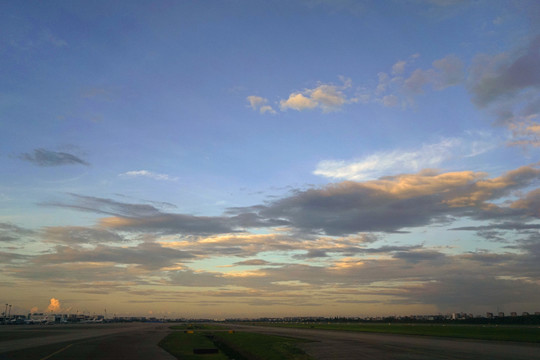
[
  {"xmin": 228, "ymin": 324, "xmax": 540, "ymax": 360},
  {"xmin": 0, "ymin": 323, "xmax": 175, "ymax": 360},
  {"xmin": 2, "ymin": 322, "xmax": 540, "ymax": 359}
]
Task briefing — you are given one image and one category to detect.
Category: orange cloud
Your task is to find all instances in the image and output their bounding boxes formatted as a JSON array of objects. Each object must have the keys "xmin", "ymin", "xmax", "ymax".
[{"xmin": 47, "ymin": 298, "xmax": 61, "ymax": 312}]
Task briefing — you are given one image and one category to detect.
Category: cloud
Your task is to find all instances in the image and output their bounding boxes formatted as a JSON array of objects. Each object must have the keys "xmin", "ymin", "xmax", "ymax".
[
  {"xmin": 431, "ymin": 54, "xmax": 464, "ymax": 89},
  {"xmin": 42, "ymin": 226, "xmax": 126, "ymax": 245},
  {"xmin": 313, "ymin": 138, "xmax": 460, "ymax": 181},
  {"xmin": 403, "ymin": 55, "xmax": 464, "ymax": 94},
  {"xmin": 310, "ymin": 85, "xmax": 348, "ymax": 111},
  {"xmin": 40, "ymin": 163, "xmax": 540, "ymax": 242},
  {"xmin": 236, "ymin": 164, "xmax": 540, "ymax": 235},
  {"xmin": 371, "ymin": 54, "xmax": 464, "ymax": 107},
  {"xmin": 99, "ymin": 214, "xmax": 238, "ymax": 236},
  {"xmin": 400, "ymin": 274, "xmax": 540, "ymax": 311},
  {"xmin": 47, "ymin": 298, "xmax": 61, "ymax": 312},
  {"xmin": 161, "ymin": 233, "xmax": 299, "ymax": 257},
  {"xmin": 43, "ymin": 194, "xmax": 278, "ymax": 236},
  {"xmin": 451, "ymin": 222, "xmax": 540, "ymax": 232},
  {"xmin": 41, "ymin": 29, "xmax": 67, "ymax": 48},
  {"xmin": 467, "ymin": 36, "xmax": 540, "ymax": 147},
  {"xmin": 358, "ymin": 38, "xmax": 540, "ymax": 148},
  {"xmin": 375, "ymin": 72, "xmax": 390, "ymax": 95},
  {"xmin": 234, "ymin": 259, "xmax": 273, "ymax": 266},
  {"xmin": 468, "ymin": 36, "xmax": 540, "ymax": 107},
  {"xmin": 0, "ymin": 223, "xmax": 35, "ymax": 242},
  {"xmin": 167, "ymin": 269, "xmax": 227, "ymax": 287},
  {"xmin": 280, "ymin": 78, "xmax": 355, "ymax": 113},
  {"xmin": 293, "ymin": 249, "xmax": 329, "ymax": 259},
  {"xmin": 161, "ymin": 232, "xmax": 377, "ymax": 260},
  {"xmin": 0, "ymin": 251, "xmax": 29, "ymax": 263},
  {"xmin": 381, "ymin": 94, "xmax": 399, "ymax": 107},
  {"xmin": 119, "ymin": 170, "xmax": 178, "ymax": 181},
  {"xmin": 4, "ymin": 212, "xmax": 540, "ymax": 313},
  {"xmin": 393, "ymin": 250, "xmax": 447, "ymax": 264},
  {"xmin": 19, "ymin": 149, "xmax": 89, "ymax": 167},
  {"xmin": 507, "ymin": 115, "xmax": 540, "ymax": 148},
  {"xmin": 392, "ymin": 60, "xmax": 407, "ymax": 75},
  {"xmin": 42, "ymin": 194, "xmax": 163, "ymax": 217},
  {"xmin": 229, "ymin": 245, "xmax": 540, "ymax": 311},
  {"xmin": 247, "ymin": 96, "xmax": 276, "ymax": 114},
  {"xmin": 280, "ymin": 93, "xmax": 318, "ymax": 111},
  {"xmin": 32, "ymin": 241, "xmax": 195, "ymax": 271}
]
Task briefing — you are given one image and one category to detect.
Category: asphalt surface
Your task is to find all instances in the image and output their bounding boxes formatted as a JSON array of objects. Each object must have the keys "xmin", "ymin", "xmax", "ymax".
[
  {"xmin": 228, "ymin": 324, "xmax": 540, "ymax": 360},
  {"xmin": 0, "ymin": 323, "xmax": 175, "ymax": 360},
  {"xmin": 1, "ymin": 323, "xmax": 540, "ymax": 359}
]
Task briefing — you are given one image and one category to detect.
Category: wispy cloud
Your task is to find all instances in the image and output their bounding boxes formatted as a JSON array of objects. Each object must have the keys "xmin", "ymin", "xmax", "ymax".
[
  {"xmin": 372, "ymin": 54, "xmax": 464, "ymax": 108},
  {"xmin": 119, "ymin": 170, "xmax": 178, "ymax": 181},
  {"xmin": 41, "ymin": 29, "xmax": 67, "ymax": 48},
  {"xmin": 19, "ymin": 149, "xmax": 89, "ymax": 167},
  {"xmin": 468, "ymin": 36, "xmax": 540, "ymax": 147},
  {"xmin": 41, "ymin": 193, "xmax": 163, "ymax": 217},
  {"xmin": 313, "ymin": 138, "xmax": 460, "ymax": 181},
  {"xmin": 246, "ymin": 96, "xmax": 276, "ymax": 114}
]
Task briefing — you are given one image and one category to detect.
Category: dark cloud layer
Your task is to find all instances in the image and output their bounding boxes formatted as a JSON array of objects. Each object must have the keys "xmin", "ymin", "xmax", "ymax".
[
  {"xmin": 100, "ymin": 214, "xmax": 239, "ymax": 235},
  {"xmin": 0, "ymin": 222, "xmax": 35, "ymax": 242},
  {"xmin": 42, "ymin": 226, "xmax": 126, "ymax": 244},
  {"xmin": 469, "ymin": 36, "xmax": 540, "ymax": 108},
  {"xmin": 229, "ymin": 166, "xmax": 540, "ymax": 236},
  {"xmin": 19, "ymin": 149, "xmax": 89, "ymax": 166},
  {"xmin": 39, "ymin": 164, "xmax": 540, "ymax": 238},
  {"xmin": 42, "ymin": 194, "xmax": 162, "ymax": 217},
  {"xmin": 32, "ymin": 241, "xmax": 194, "ymax": 270}
]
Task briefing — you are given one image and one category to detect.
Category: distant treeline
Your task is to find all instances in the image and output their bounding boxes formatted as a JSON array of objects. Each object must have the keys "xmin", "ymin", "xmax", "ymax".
[
  {"xmin": 378, "ymin": 315, "xmax": 540, "ymax": 325},
  {"xmin": 231, "ymin": 315, "xmax": 540, "ymax": 326}
]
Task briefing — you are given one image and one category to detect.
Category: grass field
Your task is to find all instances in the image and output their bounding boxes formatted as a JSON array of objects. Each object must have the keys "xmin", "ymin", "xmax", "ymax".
[
  {"xmin": 160, "ymin": 328, "xmax": 314, "ymax": 360},
  {"xmin": 252, "ymin": 322, "xmax": 540, "ymax": 343},
  {"xmin": 169, "ymin": 323, "xmax": 226, "ymax": 331},
  {"xmin": 212, "ymin": 332, "xmax": 312, "ymax": 360},
  {"xmin": 159, "ymin": 331, "xmax": 228, "ymax": 360}
]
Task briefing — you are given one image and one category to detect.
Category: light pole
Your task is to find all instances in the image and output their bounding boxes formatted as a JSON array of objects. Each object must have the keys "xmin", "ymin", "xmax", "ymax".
[
  {"xmin": 7, "ymin": 305, "xmax": 11, "ymax": 323},
  {"xmin": 3, "ymin": 304, "xmax": 7, "ymax": 325}
]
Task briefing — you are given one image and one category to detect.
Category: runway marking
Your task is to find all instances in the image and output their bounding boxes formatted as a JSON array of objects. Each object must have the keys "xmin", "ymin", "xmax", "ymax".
[{"xmin": 40, "ymin": 343, "xmax": 73, "ymax": 360}]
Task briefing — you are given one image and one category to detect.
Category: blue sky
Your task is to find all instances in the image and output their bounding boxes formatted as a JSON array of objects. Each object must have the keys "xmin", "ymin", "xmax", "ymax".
[{"xmin": 2, "ymin": 0, "xmax": 540, "ymax": 318}]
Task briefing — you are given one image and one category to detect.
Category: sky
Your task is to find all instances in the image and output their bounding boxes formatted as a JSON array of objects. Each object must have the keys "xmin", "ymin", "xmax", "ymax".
[{"xmin": 1, "ymin": 0, "xmax": 540, "ymax": 319}]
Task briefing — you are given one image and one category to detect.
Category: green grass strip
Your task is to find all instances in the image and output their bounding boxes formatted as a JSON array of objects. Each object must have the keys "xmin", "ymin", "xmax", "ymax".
[
  {"xmin": 254, "ymin": 322, "xmax": 540, "ymax": 343},
  {"xmin": 169, "ymin": 323, "xmax": 226, "ymax": 331},
  {"xmin": 211, "ymin": 331, "xmax": 313, "ymax": 360},
  {"xmin": 159, "ymin": 331, "xmax": 228, "ymax": 360}
]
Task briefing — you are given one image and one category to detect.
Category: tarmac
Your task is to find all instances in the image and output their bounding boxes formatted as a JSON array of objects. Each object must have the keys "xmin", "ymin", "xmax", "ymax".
[
  {"xmin": 2, "ymin": 322, "xmax": 540, "ymax": 359},
  {"xmin": 0, "ymin": 323, "xmax": 175, "ymax": 360}
]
